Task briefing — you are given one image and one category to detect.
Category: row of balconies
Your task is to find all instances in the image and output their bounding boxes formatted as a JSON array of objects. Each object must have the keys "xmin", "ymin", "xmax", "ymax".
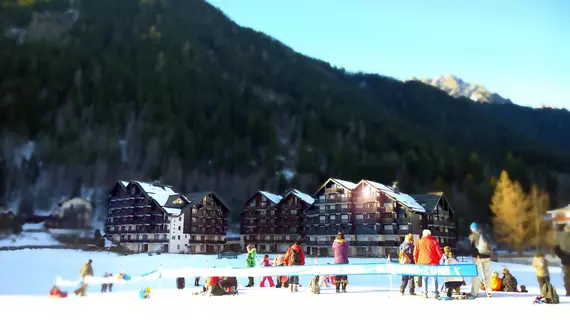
[
  {"xmin": 118, "ymin": 238, "xmax": 169, "ymax": 243},
  {"xmin": 107, "ymin": 208, "xmax": 161, "ymax": 216},
  {"xmin": 107, "ymin": 217, "xmax": 168, "ymax": 225},
  {"xmin": 105, "ymin": 226, "xmax": 170, "ymax": 234}
]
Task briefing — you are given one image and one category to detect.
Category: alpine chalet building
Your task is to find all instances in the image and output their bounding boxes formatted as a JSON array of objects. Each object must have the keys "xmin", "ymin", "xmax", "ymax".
[
  {"xmin": 410, "ymin": 192, "xmax": 457, "ymax": 248},
  {"xmin": 306, "ymin": 178, "xmax": 434, "ymax": 257},
  {"xmin": 105, "ymin": 181, "xmax": 230, "ymax": 253},
  {"xmin": 275, "ymin": 189, "xmax": 315, "ymax": 251},
  {"xmin": 240, "ymin": 191, "xmax": 283, "ymax": 252}
]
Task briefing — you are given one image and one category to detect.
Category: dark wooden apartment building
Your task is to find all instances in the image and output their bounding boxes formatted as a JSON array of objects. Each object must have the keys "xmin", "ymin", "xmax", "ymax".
[
  {"xmin": 104, "ymin": 180, "xmax": 230, "ymax": 254},
  {"xmin": 240, "ymin": 189, "xmax": 315, "ymax": 253},
  {"xmin": 410, "ymin": 192, "xmax": 457, "ymax": 249},
  {"xmin": 306, "ymin": 178, "xmax": 456, "ymax": 257}
]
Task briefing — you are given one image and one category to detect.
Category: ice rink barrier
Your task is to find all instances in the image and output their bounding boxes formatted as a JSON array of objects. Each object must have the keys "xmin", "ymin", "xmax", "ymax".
[{"xmin": 55, "ymin": 262, "xmax": 478, "ymax": 287}]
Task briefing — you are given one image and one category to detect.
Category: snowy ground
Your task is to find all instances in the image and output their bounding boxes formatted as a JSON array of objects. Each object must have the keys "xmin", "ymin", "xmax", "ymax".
[
  {"xmin": 0, "ymin": 223, "xmax": 61, "ymax": 247},
  {"xmin": 0, "ymin": 249, "xmax": 568, "ymax": 319}
]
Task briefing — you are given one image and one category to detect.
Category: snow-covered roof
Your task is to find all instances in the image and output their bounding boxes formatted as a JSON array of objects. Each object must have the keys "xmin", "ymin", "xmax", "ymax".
[
  {"xmin": 133, "ymin": 181, "xmax": 177, "ymax": 206},
  {"xmin": 284, "ymin": 189, "xmax": 315, "ymax": 205},
  {"xmin": 119, "ymin": 181, "xmax": 129, "ymax": 188},
  {"xmin": 364, "ymin": 180, "xmax": 426, "ymax": 213},
  {"xmin": 331, "ymin": 178, "xmax": 358, "ymax": 190},
  {"xmin": 259, "ymin": 191, "xmax": 282, "ymax": 204}
]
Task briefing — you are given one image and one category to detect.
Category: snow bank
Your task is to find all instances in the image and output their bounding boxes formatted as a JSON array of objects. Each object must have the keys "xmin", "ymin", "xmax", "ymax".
[
  {"xmin": 22, "ymin": 223, "xmax": 46, "ymax": 231},
  {"xmin": 0, "ymin": 232, "xmax": 60, "ymax": 247}
]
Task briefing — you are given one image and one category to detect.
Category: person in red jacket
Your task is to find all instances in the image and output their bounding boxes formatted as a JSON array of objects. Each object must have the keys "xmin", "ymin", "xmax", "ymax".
[
  {"xmin": 284, "ymin": 240, "xmax": 305, "ymax": 293},
  {"xmin": 49, "ymin": 285, "xmax": 68, "ymax": 298},
  {"xmin": 413, "ymin": 229, "xmax": 443, "ymax": 298},
  {"xmin": 260, "ymin": 254, "xmax": 275, "ymax": 287}
]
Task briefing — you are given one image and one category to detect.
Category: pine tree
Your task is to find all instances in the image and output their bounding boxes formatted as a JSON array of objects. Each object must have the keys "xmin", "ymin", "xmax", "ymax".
[
  {"xmin": 525, "ymin": 185, "xmax": 552, "ymax": 252},
  {"xmin": 490, "ymin": 170, "xmax": 529, "ymax": 254}
]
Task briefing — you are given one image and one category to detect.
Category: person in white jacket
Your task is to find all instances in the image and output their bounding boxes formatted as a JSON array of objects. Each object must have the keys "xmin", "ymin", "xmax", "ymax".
[{"xmin": 443, "ymin": 250, "xmax": 465, "ymax": 298}]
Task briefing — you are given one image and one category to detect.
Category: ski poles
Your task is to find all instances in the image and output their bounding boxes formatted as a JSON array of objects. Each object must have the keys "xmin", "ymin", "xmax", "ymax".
[{"xmin": 476, "ymin": 256, "xmax": 490, "ymax": 298}]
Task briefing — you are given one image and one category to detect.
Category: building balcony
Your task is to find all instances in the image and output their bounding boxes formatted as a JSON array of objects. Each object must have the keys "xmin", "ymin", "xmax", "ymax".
[
  {"xmin": 355, "ymin": 218, "xmax": 378, "ymax": 225},
  {"xmin": 381, "ymin": 240, "xmax": 399, "ymax": 247},
  {"xmin": 306, "ymin": 240, "xmax": 331, "ymax": 246},
  {"xmin": 121, "ymin": 238, "xmax": 169, "ymax": 243},
  {"xmin": 380, "ymin": 218, "xmax": 394, "ymax": 224},
  {"xmin": 351, "ymin": 241, "xmax": 382, "ymax": 247},
  {"xmin": 395, "ymin": 229, "xmax": 410, "ymax": 235},
  {"xmin": 189, "ymin": 239, "xmax": 226, "ymax": 244},
  {"xmin": 353, "ymin": 195, "xmax": 380, "ymax": 203}
]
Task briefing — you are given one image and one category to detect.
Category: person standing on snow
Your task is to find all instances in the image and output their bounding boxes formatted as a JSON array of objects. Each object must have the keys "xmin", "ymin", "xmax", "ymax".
[
  {"xmin": 332, "ymin": 232, "xmax": 349, "ymax": 293},
  {"xmin": 245, "ymin": 245, "xmax": 257, "ymax": 287},
  {"xmin": 468, "ymin": 222, "xmax": 493, "ymax": 298},
  {"xmin": 260, "ymin": 254, "xmax": 275, "ymax": 287},
  {"xmin": 413, "ymin": 229, "xmax": 443, "ymax": 298},
  {"xmin": 74, "ymin": 259, "xmax": 94, "ymax": 296},
  {"xmin": 399, "ymin": 233, "xmax": 415, "ymax": 296},
  {"xmin": 553, "ymin": 224, "xmax": 570, "ymax": 296},
  {"xmin": 284, "ymin": 240, "xmax": 305, "ymax": 293}
]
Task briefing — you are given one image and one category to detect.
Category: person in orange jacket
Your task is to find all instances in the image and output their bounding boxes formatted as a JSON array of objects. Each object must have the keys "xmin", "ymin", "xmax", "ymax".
[
  {"xmin": 491, "ymin": 271, "xmax": 502, "ymax": 291},
  {"xmin": 413, "ymin": 229, "xmax": 443, "ymax": 298},
  {"xmin": 284, "ymin": 240, "xmax": 306, "ymax": 293}
]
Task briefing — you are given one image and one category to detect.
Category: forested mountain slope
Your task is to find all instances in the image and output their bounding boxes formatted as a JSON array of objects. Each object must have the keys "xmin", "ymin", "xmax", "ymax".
[{"xmin": 1, "ymin": 0, "xmax": 569, "ymax": 230}]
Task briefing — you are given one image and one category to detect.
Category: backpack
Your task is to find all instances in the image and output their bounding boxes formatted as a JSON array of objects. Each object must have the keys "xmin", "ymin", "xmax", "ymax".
[
  {"xmin": 399, "ymin": 250, "xmax": 411, "ymax": 264},
  {"xmin": 289, "ymin": 248, "xmax": 301, "ymax": 266},
  {"xmin": 309, "ymin": 275, "xmax": 320, "ymax": 294},
  {"xmin": 540, "ymin": 282, "xmax": 560, "ymax": 304},
  {"xmin": 475, "ymin": 233, "xmax": 491, "ymax": 255}
]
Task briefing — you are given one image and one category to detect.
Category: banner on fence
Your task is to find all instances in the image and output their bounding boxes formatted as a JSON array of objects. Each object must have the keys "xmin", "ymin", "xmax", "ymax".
[{"xmin": 55, "ymin": 262, "xmax": 478, "ymax": 287}]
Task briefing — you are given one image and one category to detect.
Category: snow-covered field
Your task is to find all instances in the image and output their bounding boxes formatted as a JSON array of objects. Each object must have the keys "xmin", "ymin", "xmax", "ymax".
[
  {"xmin": 0, "ymin": 223, "xmax": 61, "ymax": 247},
  {"xmin": 0, "ymin": 249, "xmax": 568, "ymax": 319}
]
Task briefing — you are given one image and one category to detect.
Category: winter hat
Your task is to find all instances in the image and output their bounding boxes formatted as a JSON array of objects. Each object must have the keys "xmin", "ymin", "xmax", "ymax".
[{"xmin": 470, "ymin": 222, "xmax": 479, "ymax": 232}]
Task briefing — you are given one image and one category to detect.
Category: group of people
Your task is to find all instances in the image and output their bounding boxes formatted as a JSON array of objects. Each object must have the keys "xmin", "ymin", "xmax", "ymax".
[
  {"xmin": 244, "ymin": 232, "xmax": 350, "ymax": 293},
  {"xmin": 398, "ymin": 223, "xmax": 519, "ymax": 299}
]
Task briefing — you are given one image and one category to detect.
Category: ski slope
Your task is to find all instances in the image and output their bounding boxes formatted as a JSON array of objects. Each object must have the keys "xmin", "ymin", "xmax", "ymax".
[{"xmin": 0, "ymin": 249, "xmax": 567, "ymax": 319}]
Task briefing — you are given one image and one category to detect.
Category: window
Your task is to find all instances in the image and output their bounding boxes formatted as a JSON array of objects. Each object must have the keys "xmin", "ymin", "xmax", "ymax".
[
  {"xmin": 330, "ymin": 215, "xmax": 336, "ymax": 221},
  {"xmin": 177, "ymin": 244, "xmax": 180, "ymax": 250},
  {"xmin": 179, "ymin": 217, "xmax": 182, "ymax": 221},
  {"xmin": 341, "ymin": 215, "xmax": 349, "ymax": 223},
  {"xmin": 178, "ymin": 235, "xmax": 181, "ymax": 240},
  {"xmin": 185, "ymin": 235, "xmax": 188, "ymax": 238},
  {"xmin": 178, "ymin": 226, "xmax": 181, "ymax": 231},
  {"xmin": 398, "ymin": 224, "xmax": 409, "ymax": 231},
  {"xmin": 384, "ymin": 224, "xmax": 394, "ymax": 230},
  {"xmin": 290, "ymin": 209, "xmax": 297, "ymax": 215},
  {"xmin": 319, "ymin": 216, "xmax": 326, "ymax": 223},
  {"xmin": 356, "ymin": 214, "xmax": 363, "ymax": 220},
  {"xmin": 290, "ymin": 227, "xmax": 297, "ymax": 233}
]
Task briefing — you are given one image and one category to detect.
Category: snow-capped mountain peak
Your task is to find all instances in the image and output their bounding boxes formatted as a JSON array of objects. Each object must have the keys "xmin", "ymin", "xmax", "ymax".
[{"xmin": 410, "ymin": 74, "xmax": 512, "ymax": 105}]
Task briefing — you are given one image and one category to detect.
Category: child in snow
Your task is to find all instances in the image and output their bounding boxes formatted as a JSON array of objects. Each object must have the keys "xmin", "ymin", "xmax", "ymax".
[
  {"xmin": 501, "ymin": 268, "xmax": 519, "ymax": 292},
  {"xmin": 442, "ymin": 247, "xmax": 464, "ymax": 297},
  {"xmin": 491, "ymin": 271, "xmax": 502, "ymax": 291},
  {"xmin": 273, "ymin": 253, "xmax": 287, "ymax": 288},
  {"xmin": 532, "ymin": 253, "xmax": 550, "ymax": 290},
  {"xmin": 260, "ymin": 254, "xmax": 275, "ymax": 287},
  {"xmin": 139, "ymin": 287, "xmax": 151, "ymax": 299},
  {"xmin": 49, "ymin": 285, "xmax": 68, "ymax": 298}
]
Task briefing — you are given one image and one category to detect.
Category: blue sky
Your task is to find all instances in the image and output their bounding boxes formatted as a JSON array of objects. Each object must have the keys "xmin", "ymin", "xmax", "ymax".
[{"xmin": 206, "ymin": 0, "xmax": 569, "ymax": 108}]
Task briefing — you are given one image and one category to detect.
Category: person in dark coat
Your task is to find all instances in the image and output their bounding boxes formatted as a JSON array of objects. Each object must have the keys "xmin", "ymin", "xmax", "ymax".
[
  {"xmin": 399, "ymin": 233, "xmax": 415, "ymax": 296},
  {"xmin": 553, "ymin": 225, "xmax": 570, "ymax": 296},
  {"xmin": 501, "ymin": 268, "xmax": 518, "ymax": 292},
  {"xmin": 332, "ymin": 232, "xmax": 349, "ymax": 293}
]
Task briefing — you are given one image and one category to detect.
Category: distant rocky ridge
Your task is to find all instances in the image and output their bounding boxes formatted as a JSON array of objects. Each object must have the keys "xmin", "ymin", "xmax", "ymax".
[{"xmin": 409, "ymin": 74, "xmax": 513, "ymax": 105}]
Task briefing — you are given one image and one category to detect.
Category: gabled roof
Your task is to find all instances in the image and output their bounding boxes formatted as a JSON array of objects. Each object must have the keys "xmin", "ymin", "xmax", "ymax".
[
  {"xmin": 185, "ymin": 191, "xmax": 231, "ymax": 212},
  {"xmin": 281, "ymin": 189, "xmax": 315, "ymax": 205},
  {"xmin": 119, "ymin": 180, "xmax": 128, "ymax": 188},
  {"xmin": 361, "ymin": 180, "xmax": 426, "ymax": 213},
  {"xmin": 130, "ymin": 181, "xmax": 178, "ymax": 206},
  {"xmin": 259, "ymin": 191, "xmax": 283, "ymax": 204},
  {"xmin": 410, "ymin": 192, "xmax": 443, "ymax": 213},
  {"xmin": 314, "ymin": 178, "xmax": 358, "ymax": 196}
]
